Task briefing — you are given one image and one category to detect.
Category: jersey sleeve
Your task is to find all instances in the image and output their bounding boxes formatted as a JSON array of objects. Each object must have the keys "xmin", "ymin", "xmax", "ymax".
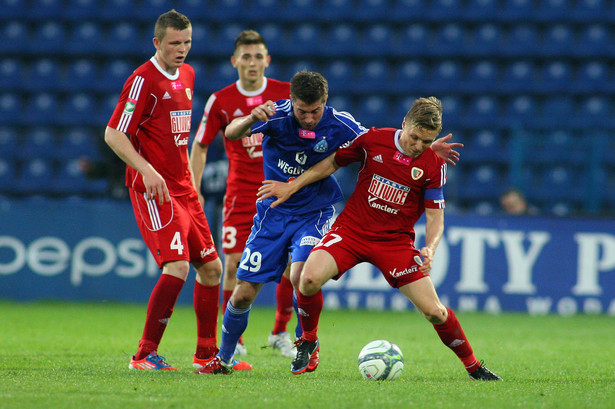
[
  {"xmin": 107, "ymin": 73, "xmax": 150, "ymax": 136},
  {"xmin": 424, "ymin": 152, "xmax": 447, "ymax": 209},
  {"xmin": 194, "ymin": 93, "xmax": 222, "ymax": 146},
  {"xmin": 334, "ymin": 132, "xmax": 366, "ymax": 167}
]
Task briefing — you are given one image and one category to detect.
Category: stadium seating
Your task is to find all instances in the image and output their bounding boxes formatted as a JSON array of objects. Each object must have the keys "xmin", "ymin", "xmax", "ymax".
[
  {"xmin": 68, "ymin": 22, "xmax": 103, "ymax": 55},
  {"xmin": 15, "ymin": 158, "xmax": 55, "ymax": 195},
  {"xmin": 0, "ymin": 126, "xmax": 19, "ymax": 160},
  {"xmin": 23, "ymin": 59, "xmax": 61, "ymax": 92},
  {"xmin": 0, "ymin": 93, "xmax": 22, "ymax": 125},
  {"xmin": 0, "ymin": 59, "xmax": 21, "ymax": 91},
  {"xmin": 0, "ymin": 158, "xmax": 16, "ymax": 193},
  {"xmin": 21, "ymin": 127, "xmax": 59, "ymax": 160}
]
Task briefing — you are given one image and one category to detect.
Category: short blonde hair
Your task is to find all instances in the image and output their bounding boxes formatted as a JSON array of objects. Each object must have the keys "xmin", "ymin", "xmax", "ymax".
[{"xmin": 404, "ymin": 96, "xmax": 443, "ymax": 133}]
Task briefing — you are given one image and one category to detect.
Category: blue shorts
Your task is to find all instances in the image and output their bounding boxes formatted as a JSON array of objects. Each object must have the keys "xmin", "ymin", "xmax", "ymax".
[{"xmin": 236, "ymin": 201, "xmax": 335, "ymax": 284}]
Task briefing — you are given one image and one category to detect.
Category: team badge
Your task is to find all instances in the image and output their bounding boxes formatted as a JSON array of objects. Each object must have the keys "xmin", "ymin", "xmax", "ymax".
[
  {"xmin": 413, "ymin": 255, "xmax": 423, "ymax": 266},
  {"xmin": 313, "ymin": 137, "xmax": 328, "ymax": 153},
  {"xmin": 411, "ymin": 167, "xmax": 424, "ymax": 180},
  {"xmin": 186, "ymin": 88, "xmax": 192, "ymax": 100}
]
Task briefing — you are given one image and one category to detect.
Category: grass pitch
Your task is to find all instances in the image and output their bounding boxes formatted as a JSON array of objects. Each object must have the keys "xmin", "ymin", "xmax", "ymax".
[{"xmin": 1, "ymin": 300, "xmax": 614, "ymax": 409}]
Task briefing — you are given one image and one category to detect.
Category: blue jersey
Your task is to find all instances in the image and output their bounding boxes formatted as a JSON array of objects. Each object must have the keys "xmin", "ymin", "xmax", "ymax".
[{"xmin": 252, "ymin": 99, "xmax": 367, "ymax": 214}]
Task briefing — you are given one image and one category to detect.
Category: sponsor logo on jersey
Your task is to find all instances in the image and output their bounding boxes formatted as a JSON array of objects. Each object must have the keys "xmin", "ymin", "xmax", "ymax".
[
  {"xmin": 174, "ymin": 134, "xmax": 188, "ymax": 147},
  {"xmin": 388, "ymin": 265, "xmax": 419, "ymax": 278},
  {"xmin": 298, "ymin": 129, "xmax": 316, "ymax": 139},
  {"xmin": 200, "ymin": 247, "xmax": 216, "ymax": 259},
  {"xmin": 411, "ymin": 167, "xmax": 424, "ymax": 180},
  {"xmin": 367, "ymin": 196, "xmax": 400, "ymax": 214},
  {"xmin": 123, "ymin": 98, "xmax": 137, "ymax": 115},
  {"xmin": 170, "ymin": 110, "xmax": 191, "ymax": 133},
  {"xmin": 373, "ymin": 154, "xmax": 383, "ymax": 163},
  {"xmin": 295, "ymin": 151, "xmax": 307, "ymax": 165},
  {"xmin": 246, "ymin": 96, "xmax": 263, "ymax": 106},
  {"xmin": 277, "ymin": 159, "xmax": 305, "ymax": 176},
  {"xmin": 393, "ymin": 151, "xmax": 412, "ymax": 165},
  {"xmin": 300, "ymin": 236, "xmax": 320, "ymax": 247},
  {"xmin": 162, "ymin": 91, "xmax": 171, "ymax": 100},
  {"xmin": 313, "ymin": 138, "xmax": 328, "ymax": 153},
  {"xmin": 171, "ymin": 80, "xmax": 183, "ymax": 90},
  {"xmin": 242, "ymin": 133, "xmax": 263, "ymax": 147},
  {"xmin": 368, "ymin": 174, "xmax": 410, "ymax": 205}
]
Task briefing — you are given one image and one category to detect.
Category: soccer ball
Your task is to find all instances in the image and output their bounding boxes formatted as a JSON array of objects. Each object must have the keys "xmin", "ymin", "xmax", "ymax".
[{"xmin": 357, "ymin": 340, "xmax": 404, "ymax": 381}]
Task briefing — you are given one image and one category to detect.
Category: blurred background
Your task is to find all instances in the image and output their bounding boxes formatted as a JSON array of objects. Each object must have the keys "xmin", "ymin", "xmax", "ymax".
[
  {"xmin": 1, "ymin": 0, "xmax": 614, "ymax": 216},
  {"xmin": 1, "ymin": 0, "xmax": 614, "ymax": 312}
]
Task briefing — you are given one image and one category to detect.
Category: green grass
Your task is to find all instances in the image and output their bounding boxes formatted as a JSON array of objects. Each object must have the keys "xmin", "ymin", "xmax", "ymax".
[{"xmin": 1, "ymin": 300, "xmax": 614, "ymax": 409}]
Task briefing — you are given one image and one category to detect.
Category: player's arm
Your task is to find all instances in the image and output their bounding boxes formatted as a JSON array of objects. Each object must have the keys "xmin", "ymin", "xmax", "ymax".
[
  {"xmin": 258, "ymin": 152, "xmax": 340, "ymax": 208},
  {"xmin": 431, "ymin": 133, "xmax": 462, "ymax": 166},
  {"xmin": 225, "ymin": 100, "xmax": 276, "ymax": 140},
  {"xmin": 419, "ymin": 207, "xmax": 444, "ymax": 275},
  {"xmin": 189, "ymin": 138, "xmax": 209, "ymax": 206},
  {"xmin": 104, "ymin": 126, "xmax": 170, "ymax": 204}
]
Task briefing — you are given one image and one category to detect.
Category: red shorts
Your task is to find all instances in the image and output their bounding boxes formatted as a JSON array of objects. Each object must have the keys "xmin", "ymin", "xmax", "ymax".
[
  {"xmin": 129, "ymin": 188, "xmax": 219, "ymax": 268},
  {"xmin": 221, "ymin": 194, "xmax": 257, "ymax": 254},
  {"xmin": 313, "ymin": 224, "xmax": 426, "ymax": 288}
]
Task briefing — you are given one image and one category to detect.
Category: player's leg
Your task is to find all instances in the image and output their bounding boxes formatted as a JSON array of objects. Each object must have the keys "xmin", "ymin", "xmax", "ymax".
[
  {"xmin": 399, "ymin": 278, "xmax": 502, "ymax": 380},
  {"xmin": 222, "ymin": 252, "xmax": 248, "ymax": 355},
  {"xmin": 268, "ymin": 261, "xmax": 296, "ymax": 357}
]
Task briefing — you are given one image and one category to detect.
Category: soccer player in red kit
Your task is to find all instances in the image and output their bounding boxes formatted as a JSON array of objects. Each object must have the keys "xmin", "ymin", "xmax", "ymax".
[
  {"xmin": 190, "ymin": 30, "xmax": 296, "ymax": 358},
  {"xmin": 105, "ymin": 10, "xmax": 249, "ymax": 371},
  {"xmin": 258, "ymin": 97, "xmax": 502, "ymax": 380}
]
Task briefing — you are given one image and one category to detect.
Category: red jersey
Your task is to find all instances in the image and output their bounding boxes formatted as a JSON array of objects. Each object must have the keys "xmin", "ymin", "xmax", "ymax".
[
  {"xmin": 194, "ymin": 78, "xmax": 290, "ymax": 199},
  {"xmin": 334, "ymin": 127, "xmax": 447, "ymax": 238},
  {"xmin": 108, "ymin": 57, "xmax": 195, "ymax": 195}
]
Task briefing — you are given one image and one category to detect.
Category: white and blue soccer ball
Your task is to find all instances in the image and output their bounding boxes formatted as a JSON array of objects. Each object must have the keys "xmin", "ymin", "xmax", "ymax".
[{"xmin": 358, "ymin": 340, "xmax": 404, "ymax": 381}]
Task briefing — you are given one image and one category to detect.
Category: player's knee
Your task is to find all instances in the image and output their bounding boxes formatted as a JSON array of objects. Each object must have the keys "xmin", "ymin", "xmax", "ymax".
[
  {"xmin": 421, "ymin": 304, "xmax": 447, "ymax": 325},
  {"xmin": 299, "ymin": 272, "xmax": 321, "ymax": 295}
]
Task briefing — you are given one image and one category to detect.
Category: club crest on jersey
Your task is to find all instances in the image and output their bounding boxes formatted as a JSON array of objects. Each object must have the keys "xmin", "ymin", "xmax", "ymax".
[
  {"xmin": 313, "ymin": 137, "xmax": 328, "ymax": 153},
  {"xmin": 368, "ymin": 174, "xmax": 410, "ymax": 205},
  {"xmin": 295, "ymin": 151, "xmax": 307, "ymax": 165},
  {"xmin": 123, "ymin": 98, "xmax": 137, "ymax": 115},
  {"xmin": 170, "ymin": 110, "xmax": 191, "ymax": 133},
  {"xmin": 411, "ymin": 167, "xmax": 424, "ymax": 180},
  {"xmin": 186, "ymin": 88, "xmax": 192, "ymax": 100}
]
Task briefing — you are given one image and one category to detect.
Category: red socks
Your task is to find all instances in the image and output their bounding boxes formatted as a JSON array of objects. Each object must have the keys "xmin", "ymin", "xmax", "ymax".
[
  {"xmin": 194, "ymin": 281, "xmax": 220, "ymax": 359},
  {"xmin": 272, "ymin": 275, "xmax": 294, "ymax": 334},
  {"xmin": 296, "ymin": 290, "xmax": 323, "ymax": 342},
  {"xmin": 135, "ymin": 274, "xmax": 184, "ymax": 360},
  {"xmin": 433, "ymin": 307, "xmax": 479, "ymax": 373}
]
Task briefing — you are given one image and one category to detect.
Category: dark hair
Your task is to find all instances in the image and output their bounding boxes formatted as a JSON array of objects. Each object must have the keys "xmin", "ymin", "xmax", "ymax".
[
  {"xmin": 154, "ymin": 9, "xmax": 191, "ymax": 41},
  {"xmin": 290, "ymin": 71, "xmax": 329, "ymax": 105},
  {"xmin": 234, "ymin": 30, "xmax": 267, "ymax": 53},
  {"xmin": 405, "ymin": 96, "xmax": 443, "ymax": 133}
]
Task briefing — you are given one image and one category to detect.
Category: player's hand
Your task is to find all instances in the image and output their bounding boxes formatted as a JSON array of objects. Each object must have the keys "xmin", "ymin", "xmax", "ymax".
[
  {"xmin": 250, "ymin": 100, "xmax": 276, "ymax": 123},
  {"xmin": 418, "ymin": 247, "xmax": 434, "ymax": 275},
  {"xmin": 142, "ymin": 166, "xmax": 171, "ymax": 205},
  {"xmin": 432, "ymin": 133, "xmax": 462, "ymax": 166},
  {"xmin": 258, "ymin": 180, "xmax": 294, "ymax": 208}
]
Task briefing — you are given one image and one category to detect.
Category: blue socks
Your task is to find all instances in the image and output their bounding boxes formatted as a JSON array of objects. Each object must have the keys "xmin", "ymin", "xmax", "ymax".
[{"xmin": 218, "ymin": 301, "xmax": 251, "ymax": 362}]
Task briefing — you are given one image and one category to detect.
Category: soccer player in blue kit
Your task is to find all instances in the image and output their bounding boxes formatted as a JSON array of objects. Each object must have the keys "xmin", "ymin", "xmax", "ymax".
[{"xmin": 195, "ymin": 71, "xmax": 461, "ymax": 374}]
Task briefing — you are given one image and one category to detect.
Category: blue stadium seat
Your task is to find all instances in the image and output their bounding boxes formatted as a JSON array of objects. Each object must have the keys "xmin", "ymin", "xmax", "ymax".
[
  {"xmin": 537, "ymin": 166, "xmax": 583, "ymax": 201},
  {"xmin": 328, "ymin": 96, "xmax": 355, "ymax": 117},
  {"xmin": 541, "ymin": 24, "xmax": 574, "ymax": 56},
  {"xmin": 62, "ymin": 59, "xmax": 98, "ymax": 92},
  {"xmin": 505, "ymin": 24, "xmax": 538, "ymax": 56},
  {"xmin": 325, "ymin": 0, "xmax": 355, "ymax": 20},
  {"xmin": 26, "ymin": 0, "xmax": 64, "ymax": 19},
  {"xmin": 285, "ymin": 24, "xmax": 321, "ymax": 57},
  {"xmin": 439, "ymin": 95, "xmax": 462, "ymax": 127},
  {"xmin": 16, "ymin": 159, "xmax": 56, "ymax": 195},
  {"xmin": 362, "ymin": 24, "xmax": 394, "ymax": 56},
  {"xmin": 255, "ymin": 23, "xmax": 284, "ymax": 56},
  {"xmin": 394, "ymin": 60, "xmax": 426, "ymax": 92},
  {"xmin": 52, "ymin": 159, "xmax": 93, "ymax": 195},
  {"xmin": 505, "ymin": 95, "xmax": 536, "ymax": 127},
  {"xmin": 101, "ymin": 23, "xmax": 140, "ymax": 55},
  {"xmin": 59, "ymin": 93, "xmax": 98, "ymax": 126},
  {"xmin": 397, "ymin": 24, "xmax": 430, "ymax": 55},
  {"xmin": 0, "ymin": 126, "xmax": 19, "ymax": 160},
  {"xmin": 279, "ymin": 0, "xmax": 318, "ymax": 20},
  {"xmin": 65, "ymin": 0, "xmax": 99, "ymax": 19},
  {"xmin": 0, "ymin": 0, "xmax": 25, "ymax": 19},
  {"xmin": 355, "ymin": 60, "xmax": 390, "ymax": 92},
  {"xmin": 466, "ymin": 60, "xmax": 499, "ymax": 92},
  {"xmin": 389, "ymin": 0, "xmax": 427, "ymax": 21},
  {"xmin": 321, "ymin": 60, "xmax": 354, "ymax": 93},
  {"xmin": 1, "ymin": 22, "xmax": 28, "ymax": 55},
  {"xmin": 134, "ymin": 0, "xmax": 172, "ymax": 21},
  {"xmin": 58, "ymin": 128, "xmax": 98, "ymax": 160},
  {"xmin": 0, "ymin": 93, "xmax": 22, "ymax": 125},
  {"xmin": 429, "ymin": 0, "xmax": 461, "ymax": 19},
  {"xmin": 465, "ymin": 0, "xmax": 499, "ymax": 19},
  {"xmin": 98, "ymin": 0, "xmax": 136, "ymax": 20},
  {"xmin": 67, "ymin": 22, "xmax": 102, "ymax": 54},
  {"xmin": 322, "ymin": 24, "xmax": 359, "ymax": 56},
  {"xmin": 0, "ymin": 59, "xmax": 21, "ymax": 91},
  {"xmin": 574, "ymin": 0, "xmax": 611, "ymax": 21},
  {"xmin": 284, "ymin": 60, "xmax": 318, "ymax": 81},
  {"xmin": 207, "ymin": 0, "xmax": 245, "ymax": 20},
  {"xmin": 577, "ymin": 24, "xmax": 611, "ymax": 56},
  {"xmin": 468, "ymin": 24, "xmax": 502, "ymax": 56},
  {"xmin": 21, "ymin": 127, "xmax": 59, "ymax": 160},
  {"xmin": 464, "ymin": 129, "xmax": 508, "ymax": 163},
  {"xmin": 501, "ymin": 60, "xmax": 536, "ymax": 92},
  {"xmin": 354, "ymin": 0, "xmax": 390, "ymax": 21},
  {"xmin": 26, "ymin": 93, "xmax": 61, "ymax": 125},
  {"xmin": 539, "ymin": 61, "xmax": 572, "ymax": 92},
  {"xmin": 356, "ymin": 96, "xmax": 390, "ymax": 128},
  {"xmin": 541, "ymin": 96, "xmax": 574, "ymax": 125},
  {"xmin": 466, "ymin": 96, "xmax": 501, "ymax": 127},
  {"xmin": 458, "ymin": 164, "xmax": 503, "ymax": 200},
  {"xmin": 0, "ymin": 159, "xmax": 17, "ymax": 192},
  {"xmin": 23, "ymin": 59, "xmax": 61, "ymax": 92},
  {"xmin": 536, "ymin": 0, "xmax": 570, "ymax": 20},
  {"xmin": 208, "ymin": 23, "xmax": 246, "ymax": 55},
  {"xmin": 433, "ymin": 23, "xmax": 465, "ymax": 56},
  {"xmin": 97, "ymin": 59, "xmax": 133, "ymax": 91},
  {"xmin": 243, "ymin": 0, "xmax": 279, "ymax": 20},
  {"xmin": 500, "ymin": 0, "xmax": 533, "ymax": 20},
  {"xmin": 580, "ymin": 97, "xmax": 612, "ymax": 126},
  {"xmin": 576, "ymin": 61, "xmax": 610, "ymax": 92},
  {"xmin": 431, "ymin": 60, "xmax": 462, "ymax": 93},
  {"xmin": 30, "ymin": 22, "xmax": 67, "ymax": 54}
]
